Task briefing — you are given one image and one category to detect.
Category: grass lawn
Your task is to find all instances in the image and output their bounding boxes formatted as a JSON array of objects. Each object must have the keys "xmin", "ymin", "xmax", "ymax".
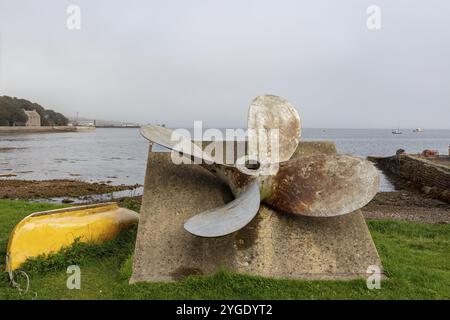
[{"xmin": 0, "ymin": 199, "xmax": 449, "ymax": 300}]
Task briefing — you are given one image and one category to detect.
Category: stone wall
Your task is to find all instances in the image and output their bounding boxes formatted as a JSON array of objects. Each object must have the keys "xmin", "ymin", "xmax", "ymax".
[{"xmin": 377, "ymin": 155, "xmax": 450, "ymax": 203}]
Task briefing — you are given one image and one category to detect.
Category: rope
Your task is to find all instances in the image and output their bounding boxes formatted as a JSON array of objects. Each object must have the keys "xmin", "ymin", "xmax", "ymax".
[{"xmin": 5, "ymin": 254, "xmax": 31, "ymax": 296}]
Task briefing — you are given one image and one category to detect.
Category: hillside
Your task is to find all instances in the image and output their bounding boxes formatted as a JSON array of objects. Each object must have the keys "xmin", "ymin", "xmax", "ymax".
[{"xmin": 0, "ymin": 96, "xmax": 68, "ymax": 126}]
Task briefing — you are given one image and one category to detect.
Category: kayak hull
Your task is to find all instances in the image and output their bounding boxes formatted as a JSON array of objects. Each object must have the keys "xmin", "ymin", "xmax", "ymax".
[{"xmin": 6, "ymin": 202, "xmax": 139, "ymax": 271}]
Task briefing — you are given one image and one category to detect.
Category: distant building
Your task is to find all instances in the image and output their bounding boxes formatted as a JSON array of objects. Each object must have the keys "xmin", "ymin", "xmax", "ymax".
[
  {"xmin": 77, "ymin": 120, "xmax": 95, "ymax": 127},
  {"xmin": 122, "ymin": 123, "xmax": 139, "ymax": 127},
  {"xmin": 24, "ymin": 110, "xmax": 41, "ymax": 127}
]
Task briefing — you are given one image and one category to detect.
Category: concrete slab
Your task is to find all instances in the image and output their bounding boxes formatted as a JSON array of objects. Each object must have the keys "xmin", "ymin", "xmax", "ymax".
[{"xmin": 130, "ymin": 141, "xmax": 382, "ymax": 282}]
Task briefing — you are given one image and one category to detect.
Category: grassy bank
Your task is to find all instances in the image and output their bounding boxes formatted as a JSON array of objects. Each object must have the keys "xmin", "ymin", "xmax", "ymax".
[{"xmin": 0, "ymin": 199, "xmax": 449, "ymax": 300}]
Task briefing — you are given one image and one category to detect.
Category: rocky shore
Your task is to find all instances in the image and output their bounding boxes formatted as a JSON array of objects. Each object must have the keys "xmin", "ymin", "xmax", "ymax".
[
  {"xmin": 0, "ymin": 179, "xmax": 140, "ymax": 199},
  {"xmin": 362, "ymin": 191, "xmax": 449, "ymax": 224}
]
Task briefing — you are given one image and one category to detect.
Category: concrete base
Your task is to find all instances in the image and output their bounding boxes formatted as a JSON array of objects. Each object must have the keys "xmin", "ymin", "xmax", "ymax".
[{"xmin": 130, "ymin": 141, "xmax": 382, "ymax": 282}]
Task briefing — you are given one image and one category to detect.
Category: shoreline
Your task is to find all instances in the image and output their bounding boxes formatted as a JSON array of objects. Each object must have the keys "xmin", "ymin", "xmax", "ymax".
[
  {"xmin": 0, "ymin": 126, "xmax": 95, "ymax": 134},
  {"xmin": 0, "ymin": 179, "xmax": 141, "ymax": 201},
  {"xmin": 362, "ymin": 190, "xmax": 449, "ymax": 224}
]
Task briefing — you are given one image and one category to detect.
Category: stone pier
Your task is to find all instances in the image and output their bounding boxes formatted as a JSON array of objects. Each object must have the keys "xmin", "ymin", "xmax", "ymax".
[{"xmin": 375, "ymin": 154, "xmax": 450, "ymax": 203}]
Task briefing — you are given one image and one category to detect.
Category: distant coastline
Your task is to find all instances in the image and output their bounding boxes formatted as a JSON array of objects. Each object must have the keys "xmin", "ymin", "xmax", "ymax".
[
  {"xmin": 95, "ymin": 125, "xmax": 140, "ymax": 128},
  {"xmin": 0, "ymin": 126, "xmax": 95, "ymax": 134}
]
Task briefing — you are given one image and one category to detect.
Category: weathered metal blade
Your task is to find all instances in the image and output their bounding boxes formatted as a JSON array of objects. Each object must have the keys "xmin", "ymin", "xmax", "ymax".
[
  {"xmin": 184, "ymin": 180, "xmax": 260, "ymax": 237},
  {"xmin": 265, "ymin": 154, "xmax": 379, "ymax": 216},
  {"xmin": 140, "ymin": 125, "xmax": 213, "ymax": 163},
  {"xmin": 247, "ymin": 95, "xmax": 301, "ymax": 164}
]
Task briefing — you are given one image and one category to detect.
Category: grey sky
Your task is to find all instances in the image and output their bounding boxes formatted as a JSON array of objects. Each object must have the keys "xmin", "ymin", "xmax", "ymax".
[{"xmin": 0, "ymin": 0, "xmax": 449, "ymax": 128}]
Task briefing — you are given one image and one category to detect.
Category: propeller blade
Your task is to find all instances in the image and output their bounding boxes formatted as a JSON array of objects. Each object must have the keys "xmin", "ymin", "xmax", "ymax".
[
  {"xmin": 247, "ymin": 95, "xmax": 301, "ymax": 164},
  {"xmin": 265, "ymin": 154, "xmax": 379, "ymax": 216},
  {"xmin": 184, "ymin": 180, "xmax": 260, "ymax": 237},
  {"xmin": 140, "ymin": 125, "xmax": 213, "ymax": 163}
]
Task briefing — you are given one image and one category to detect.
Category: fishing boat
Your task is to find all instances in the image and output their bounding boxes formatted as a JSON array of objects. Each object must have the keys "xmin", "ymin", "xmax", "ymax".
[{"xmin": 6, "ymin": 202, "xmax": 139, "ymax": 271}]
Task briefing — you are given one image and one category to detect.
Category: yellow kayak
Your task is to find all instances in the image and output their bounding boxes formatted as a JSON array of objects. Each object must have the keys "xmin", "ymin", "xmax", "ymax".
[{"xmin": 6, "ymin": 202, "xmax": 139, "ymax": 271}]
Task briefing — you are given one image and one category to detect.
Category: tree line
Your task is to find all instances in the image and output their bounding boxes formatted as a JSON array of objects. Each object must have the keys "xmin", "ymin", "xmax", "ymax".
[{"xmin": 0, "ymin": 96, "xmax": 69, "ymax": 126}]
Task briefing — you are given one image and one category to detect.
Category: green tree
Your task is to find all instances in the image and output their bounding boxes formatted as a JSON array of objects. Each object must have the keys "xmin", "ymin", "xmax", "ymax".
[
  {"xmin": 0, "ymin": 96, "xmax": 68, "ymax": 126},
  {"xmin": 45, "ymin": 109, "xmax": 69, "ymax": 126},
  {"xmin": 0, "ymin": 97, "xmax": 28, "ymax": 126}
]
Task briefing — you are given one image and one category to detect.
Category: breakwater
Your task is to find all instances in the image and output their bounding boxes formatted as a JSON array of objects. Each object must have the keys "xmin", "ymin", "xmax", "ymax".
[{"xmin": 372, "ymin": 153, "xmax": 450, "ymax": 203}]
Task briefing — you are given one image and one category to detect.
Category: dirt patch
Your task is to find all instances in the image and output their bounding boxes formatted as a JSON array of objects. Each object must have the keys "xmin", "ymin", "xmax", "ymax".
[
  {"xmin": 362, "ymin": 191, "xmax": 450, "ymax": 224},
  {"xmin": 0, "ymin": 179, "xmax": 141, "ymax": 199}
]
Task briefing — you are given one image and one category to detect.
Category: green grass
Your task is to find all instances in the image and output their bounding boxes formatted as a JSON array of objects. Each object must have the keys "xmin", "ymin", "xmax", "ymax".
[{"xmin": 0, "ymin": 199, "xmax": 449, "ymax": 300}]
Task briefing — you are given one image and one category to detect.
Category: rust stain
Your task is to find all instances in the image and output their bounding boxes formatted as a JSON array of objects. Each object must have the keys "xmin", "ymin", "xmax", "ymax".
[
  {"xmin": 266, "ymin": 155, "xmax": 328, "ymax": 214},
  {"xmin": 265, "ymin": 154, "xmax": 379, "ymax": 217}
]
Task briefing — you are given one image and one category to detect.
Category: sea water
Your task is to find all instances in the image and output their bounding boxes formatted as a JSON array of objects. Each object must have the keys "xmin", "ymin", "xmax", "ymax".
[{"xmin": 1, "ymin": 128, "xmax": 449, "ymax": 192}]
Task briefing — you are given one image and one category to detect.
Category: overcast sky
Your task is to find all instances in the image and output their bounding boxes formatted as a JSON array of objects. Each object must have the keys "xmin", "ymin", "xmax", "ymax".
[{"xmin": 0, "ymin": 0, "xmax": 449, "ymax": 128}]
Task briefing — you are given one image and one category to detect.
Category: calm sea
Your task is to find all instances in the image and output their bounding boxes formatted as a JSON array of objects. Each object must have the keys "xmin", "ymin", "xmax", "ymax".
[{"xmin": 1, "ymin": 128, "xmax": 449, "ymax": 192}]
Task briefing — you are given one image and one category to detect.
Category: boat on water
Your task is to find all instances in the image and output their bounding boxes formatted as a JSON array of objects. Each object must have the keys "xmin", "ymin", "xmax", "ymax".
[
  {"xmin": 413, "ymin": 127, "xmax": 423, "ymax": 132},
  {"xmin": 392, "ymin": 128, "xmax": 402, "ymax": 134}
]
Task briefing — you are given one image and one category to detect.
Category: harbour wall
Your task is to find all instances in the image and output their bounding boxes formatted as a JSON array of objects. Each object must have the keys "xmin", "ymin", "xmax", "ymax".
[{"xmin": 375, "ymin": 154, "xmax": 450, "ymax": 203}]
